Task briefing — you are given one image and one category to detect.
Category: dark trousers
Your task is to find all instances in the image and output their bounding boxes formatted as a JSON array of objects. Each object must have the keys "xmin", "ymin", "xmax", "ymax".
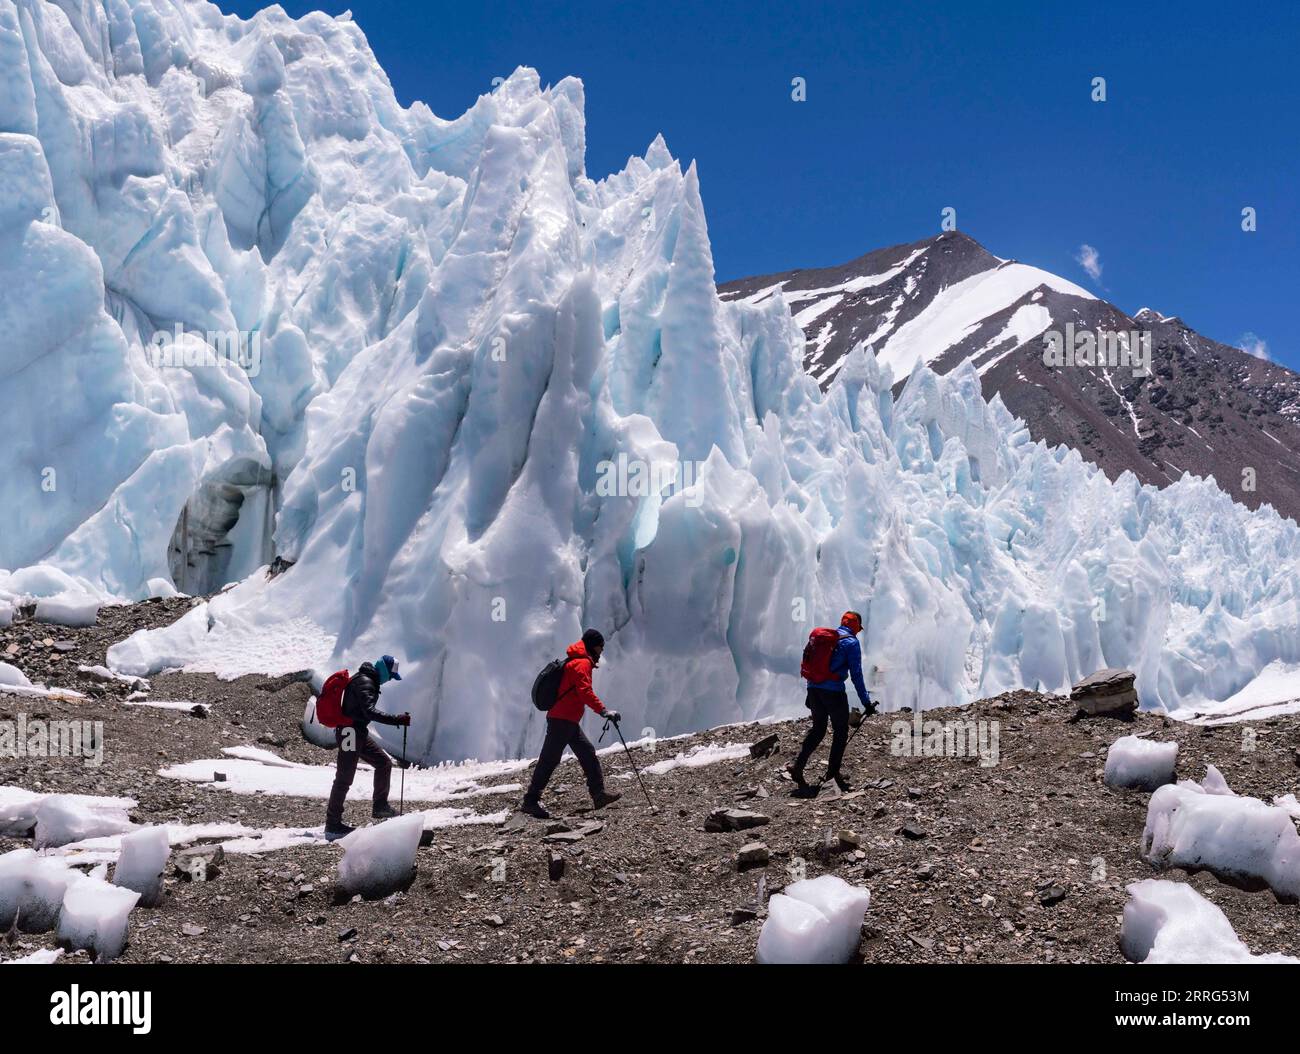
[
  {"xmin": 326, "ymin": 726, "xmax": 393, "ymax": 828},
  {"xmin": 795, "ymin": 687, "xmax": 850, "ymax": 776},
  {"xmin": 525, "ymin": 718, "xmax": 605, "ymax": 803}
]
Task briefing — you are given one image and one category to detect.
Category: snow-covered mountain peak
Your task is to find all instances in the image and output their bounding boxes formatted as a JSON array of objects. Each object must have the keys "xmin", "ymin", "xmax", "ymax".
[{"xmin": 723, "ymin": 233, "xmax": 1300, "ymax": 523}]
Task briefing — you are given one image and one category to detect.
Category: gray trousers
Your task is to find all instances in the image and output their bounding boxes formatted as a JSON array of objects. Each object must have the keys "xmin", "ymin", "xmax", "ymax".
[
  {"xmin": 525, "ymin": 718, "xmax": 606, "ymax": 803},
  {"xmin": 326, "ymin": 726, "xmax": 392, "ymax": 828}
]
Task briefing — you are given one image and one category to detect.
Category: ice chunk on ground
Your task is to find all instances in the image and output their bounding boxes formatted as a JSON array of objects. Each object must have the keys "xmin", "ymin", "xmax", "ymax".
[
  {"xmin": 0, "ymin": 787, "xmax": 44, "ymax": 837},
  {"xmin": 1121, "ymin": 879, "xmax": 1298, "ymax": 963},
  {"xmin": 78, "ymin": 664, "xmax": 147, "ymax": 689},
  {"xmin": 302, "ymin": 695, "xmax": 338, "ymax": 749},
  {"xmin": 33, "ymin": 794, "xmax": 136, "ymax": 850},
  {"xmin": 1, "ymin": 788, "xmax": 135, "ymax": 841},
  {"xmin": 335, "ymin": 814, "xmax": 423, "ymax": 900},
  {"xmin": 0, "ymin": 680, "xmax": 86, "ymax": 702},
  {"xmin": 783, "ymin": 875, "xmax": 872, "ymax": 962},
  {"xmin": 756, "ymin": 874, "xmax": 871, "ymax": 963},
  {"xmin": 757, "ymin": 893, "xmax": 838, "ymax": 964},
  {"xmin": 1202, "ymin": 764, "xmax": 1236, "ymax": 796},
  {"xmin": 56, "ymin": 872, "xmax": 140, "ymax": 962},
  {"xmin": 1142, "ymin": 779, "xmax": 1300, "ymax": 901},
  {"xmin": 0, "ymin": 849, "xmax": 77, "ymax": 932},
  {"xmin": 3, "ymin": 948, "xmax": 64, "ymax": 964},
  {"xmin": 1104, "ymin": 735, "xmax": 1178, "ymax": 790},
  {"xmin": 112, "ymin": 827, "xmax": 170, "ymax": 906},
  {"xmin": 0, "ymin": 662, "xmax": 31, "ymax": 687},
  {"xmin": 34, "ymin": 594, "xmax": 100, "ymax": 627}
]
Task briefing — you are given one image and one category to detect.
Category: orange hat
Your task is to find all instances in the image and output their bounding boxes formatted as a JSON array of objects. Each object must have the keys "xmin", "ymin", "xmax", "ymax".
[{"xmin": 841, "ymin": 611, "xmax": 863, "ymax": 634}]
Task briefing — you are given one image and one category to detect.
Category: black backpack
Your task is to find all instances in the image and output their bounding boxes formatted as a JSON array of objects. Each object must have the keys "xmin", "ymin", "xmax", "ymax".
[{"xmin": 531, "ymin": 657, "xmax": 576, "ymax": 711}]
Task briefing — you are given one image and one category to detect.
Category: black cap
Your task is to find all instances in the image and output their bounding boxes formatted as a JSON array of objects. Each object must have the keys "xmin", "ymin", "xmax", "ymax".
[{"xmin": 582, "ymin": 629, "xmax": 605, "ymax": 652}]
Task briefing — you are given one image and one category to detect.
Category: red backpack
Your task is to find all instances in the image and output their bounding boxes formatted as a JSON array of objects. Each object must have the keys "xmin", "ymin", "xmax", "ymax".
[
  {"xmin": 800, "ymin": 627, "xmax": 841, "ymax": 683},
  {"xmin": 315, "ymin": 669, "xmax": 353, "ymax": 728}
]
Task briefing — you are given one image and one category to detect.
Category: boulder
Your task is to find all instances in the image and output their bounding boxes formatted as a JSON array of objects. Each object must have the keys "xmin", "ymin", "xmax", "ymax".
[
  {"xmin": 704, "ymin": 809, "xmax": 770, "ymax": 833},
  {"xmin": 737, "ymin": 842, "xmax": 770, "ymax": 869},
  {"xmin": 547, "ymin": 851, "xmax": 566, "ymax": 881},
  {"xmin": 1071, "ymin": 668, "xmax": 1139, "ymax": 716},
  {"xmin": 174, "ymin": 844, "xmax": 223, "ymax": 881}
]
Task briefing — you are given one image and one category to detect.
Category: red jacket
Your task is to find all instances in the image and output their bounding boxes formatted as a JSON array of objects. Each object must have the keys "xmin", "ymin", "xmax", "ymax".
[{"xmin": 548, "ymin": 640, "xmax": 608, "ymax": 723}]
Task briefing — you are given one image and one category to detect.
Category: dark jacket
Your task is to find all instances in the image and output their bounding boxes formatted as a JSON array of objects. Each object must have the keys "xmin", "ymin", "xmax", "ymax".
[
  {"xmin": 547, "ymin": 640, "xmax": 609, "ymax": 724},
  {"xmin": 342, "ymin": 662, "xmax": 402, "ymax": 730}
]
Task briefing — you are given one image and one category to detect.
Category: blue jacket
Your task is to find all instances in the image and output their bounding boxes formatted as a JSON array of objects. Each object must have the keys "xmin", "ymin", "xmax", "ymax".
[{"xmin": 808, "ymin": 627, "xmax": 870, "ymax": 706}]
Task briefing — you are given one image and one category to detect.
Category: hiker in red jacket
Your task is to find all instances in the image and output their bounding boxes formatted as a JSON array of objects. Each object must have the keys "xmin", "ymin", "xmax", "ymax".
[{"xmin": 520, "ymin": 629, "xmax": 623, "ymax": 819}]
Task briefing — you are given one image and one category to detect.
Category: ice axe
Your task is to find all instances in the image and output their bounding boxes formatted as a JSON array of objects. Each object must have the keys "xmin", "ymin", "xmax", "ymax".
[{"xmin": 602, "ymin": 717, "xmax": 657, "ymax": 813}]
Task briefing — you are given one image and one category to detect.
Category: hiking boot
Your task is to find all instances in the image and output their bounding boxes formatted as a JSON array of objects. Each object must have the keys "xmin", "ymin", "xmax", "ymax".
[
  {"xmin": 324, "ymin": 822, "xmax": 355, "ymax": 842},
  {"xmin": 591, "ymin": 790, "xmax": 622, "ymax": 809},
  {"xmin": 372, "ymin": 803, "xmax": 399, "ymax": 820},
  {"xmin": 785, "ymin": 762, "xmax": 807, "ymax": 788},
  {"xmin": 827, "ymin": 772, "xmax": 852, "ymax": 793},
  {"xmin": 520, "ymin": 798, "xmax": 551, "ymax": 820}
]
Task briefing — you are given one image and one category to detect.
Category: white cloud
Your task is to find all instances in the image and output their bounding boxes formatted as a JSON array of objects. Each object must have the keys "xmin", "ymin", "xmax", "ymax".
[
  {"xmin": 1074, "ymin": 243, "xmax": 1103, "ymax": 282},
  {"xmin": 1237, "ymin": 332, "xmax": 1270, "ymax": 361}
]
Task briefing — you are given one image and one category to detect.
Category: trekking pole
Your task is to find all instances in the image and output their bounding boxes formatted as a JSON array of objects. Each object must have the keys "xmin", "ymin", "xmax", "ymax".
[
  {"xmin": 399, "ymin": 724, "xmax": 407, "ymax": 816},
  {"xmin": 606, "ymin": 720, "xmax": 656, "ymax": 812}
]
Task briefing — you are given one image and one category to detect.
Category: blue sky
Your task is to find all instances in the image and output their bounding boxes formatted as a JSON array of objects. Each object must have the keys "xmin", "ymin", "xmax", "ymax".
[{"xmin": 228, "ymin": 0, "xmax": 1298, "ymax": 370}]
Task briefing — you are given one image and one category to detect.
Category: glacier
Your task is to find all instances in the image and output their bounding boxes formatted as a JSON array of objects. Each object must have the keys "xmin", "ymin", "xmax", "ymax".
[{"xmin": 2, "ymin": 1, "xmax": 1299, "ymax": 762}]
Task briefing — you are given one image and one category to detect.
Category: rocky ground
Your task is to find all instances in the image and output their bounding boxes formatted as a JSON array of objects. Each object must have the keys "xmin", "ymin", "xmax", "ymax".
[{"xmin": 3, "ymin": 599, "xmax": 1299, "ymax": 965}]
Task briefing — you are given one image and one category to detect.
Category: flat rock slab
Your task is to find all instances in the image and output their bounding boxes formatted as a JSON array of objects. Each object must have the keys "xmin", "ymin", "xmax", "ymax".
[
  {"xmin": 542, "ymin": 821, "xmax": 604, "ymax": 844},
  {"xmin": 704, "ymin": 808, "xmax": 770, "ymax": 833},
  {"xmin": 1071, "ymin": 668, "xmax": 1137, "ymax": 693}
]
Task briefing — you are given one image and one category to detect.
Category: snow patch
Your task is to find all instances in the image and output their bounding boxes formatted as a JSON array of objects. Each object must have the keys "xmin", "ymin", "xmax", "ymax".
[{"xmin": 1121, "ymin": 879, "xmax": 1298, "ymax": 963}]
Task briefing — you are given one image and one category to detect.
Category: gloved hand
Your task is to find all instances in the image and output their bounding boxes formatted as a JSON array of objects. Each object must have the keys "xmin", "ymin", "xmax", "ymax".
[
  {"xmin": 604, "ymin": 709, "xmax": 621, "ymax": 725},
  {"xmin": 397, "ymin": 712, "xmax": 412, "ymax": 726}
]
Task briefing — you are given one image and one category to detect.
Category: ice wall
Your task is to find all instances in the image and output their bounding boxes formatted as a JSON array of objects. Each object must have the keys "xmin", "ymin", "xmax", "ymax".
[{"xmin": 1, "ymin": 2, "xmax": 1297, "ymax": 762}]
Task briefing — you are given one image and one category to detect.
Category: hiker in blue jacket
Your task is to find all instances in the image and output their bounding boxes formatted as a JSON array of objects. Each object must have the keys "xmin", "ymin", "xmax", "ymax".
[{"xmin": 788, "ymin": 611, "xmax": 874, "ymax": 792}]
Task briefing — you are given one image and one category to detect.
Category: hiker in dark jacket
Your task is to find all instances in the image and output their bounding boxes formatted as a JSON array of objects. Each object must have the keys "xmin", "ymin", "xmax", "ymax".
[
  {"xmin": 325, "ymin": 655, "xmax": 411, "ymax": 841},
  {"xmin": 520, "ymin": 629, "xmax": 622, "ymax": 820},
  {"xmin": 788, "ymin": 612, "xmax": 873, "ymax": 792}
]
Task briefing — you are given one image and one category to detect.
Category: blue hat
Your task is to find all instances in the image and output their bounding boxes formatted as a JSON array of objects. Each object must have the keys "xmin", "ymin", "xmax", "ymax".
[{"xmin": 376, "ymin": 655, "xmax": 402, "ymax": 682}]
